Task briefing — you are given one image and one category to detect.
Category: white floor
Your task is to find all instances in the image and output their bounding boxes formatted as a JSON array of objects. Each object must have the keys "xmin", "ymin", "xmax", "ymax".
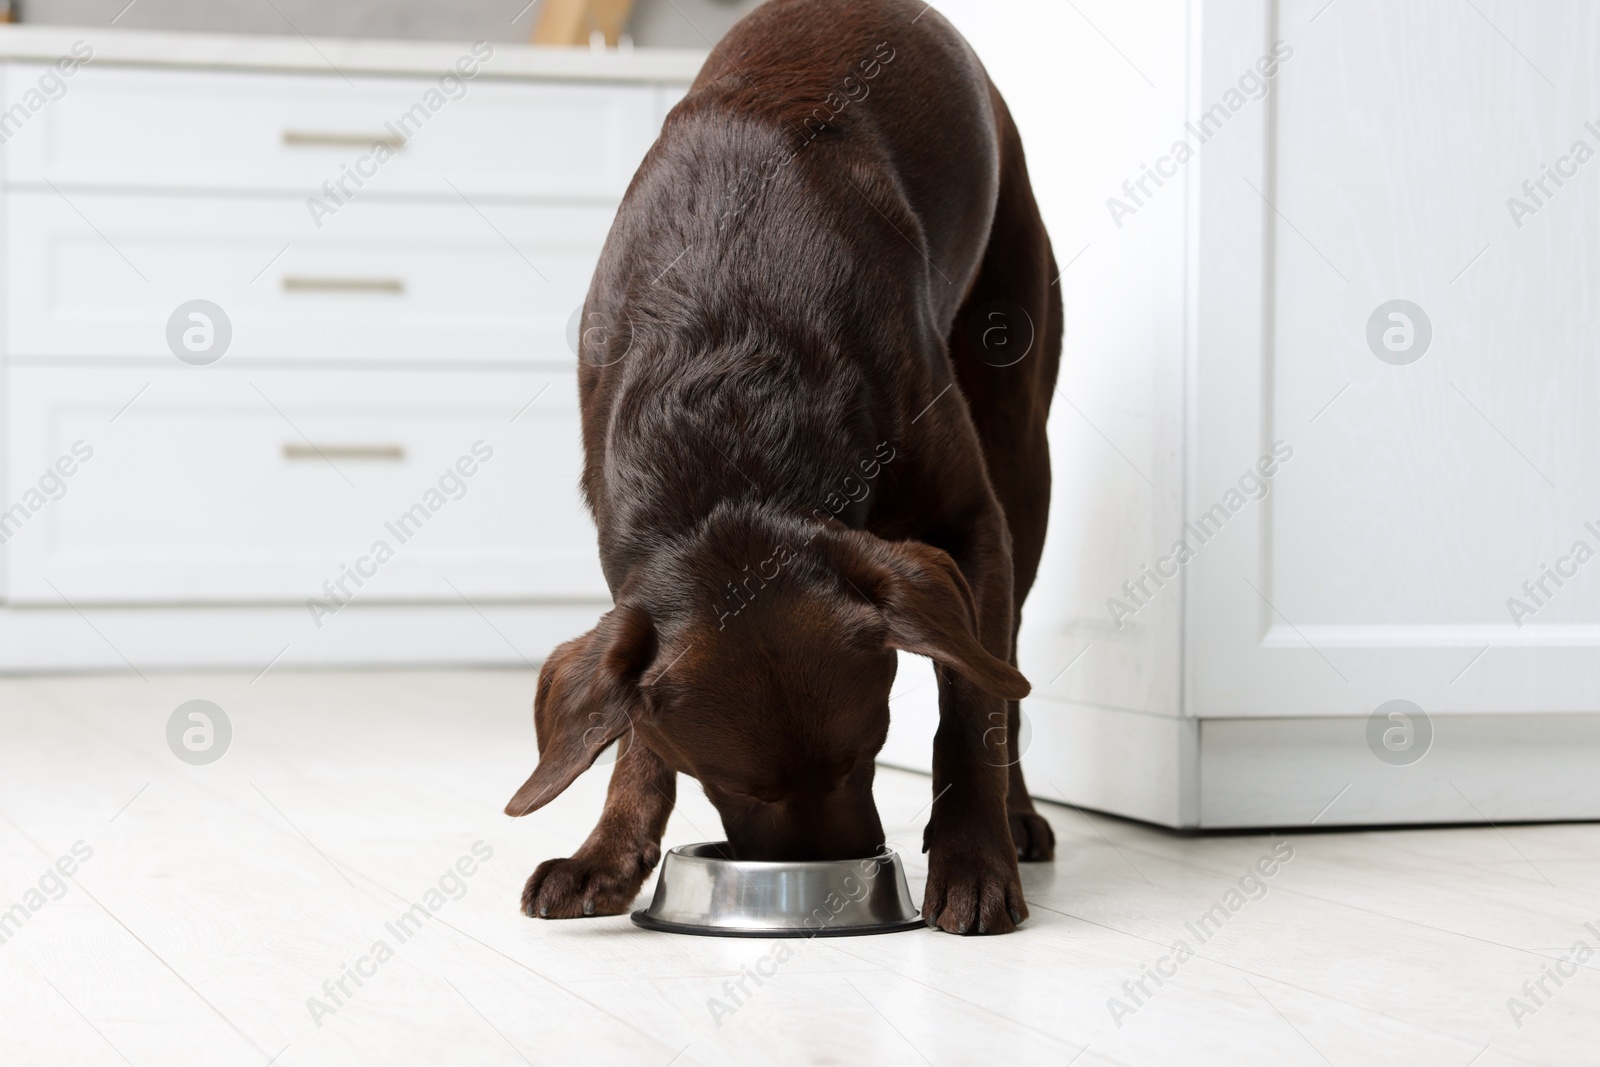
[{"xmin": 1, "ymin": 670, "xmax": 1597, "ymax": 1066}]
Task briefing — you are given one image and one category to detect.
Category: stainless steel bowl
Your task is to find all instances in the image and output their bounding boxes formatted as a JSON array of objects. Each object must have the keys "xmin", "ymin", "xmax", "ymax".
[{"xmin": 631, "ymin": 842, "xmax": 925, "ymax": 937}]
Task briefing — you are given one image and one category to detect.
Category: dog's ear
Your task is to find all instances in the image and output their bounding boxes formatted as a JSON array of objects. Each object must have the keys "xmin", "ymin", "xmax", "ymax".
[
  {"xmin": 828, "ymin": 530, "xmax": 1031, "ymax": 701},
  {"xmin": 504, "ymin": 605, "xmax": 656, "ymax": 817}
]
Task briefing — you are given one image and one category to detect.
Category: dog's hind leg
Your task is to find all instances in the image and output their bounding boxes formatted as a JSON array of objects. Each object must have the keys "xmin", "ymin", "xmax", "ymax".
[
  {"xmin": 947, "ymin": 85, "xmax": 1064, "ymax": 863},
  {"xmin": 520, "ymin": 741, "xmax": 676, "ymax": 918}
]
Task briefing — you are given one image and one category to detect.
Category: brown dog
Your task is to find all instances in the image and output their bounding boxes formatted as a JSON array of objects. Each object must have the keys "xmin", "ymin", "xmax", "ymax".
[{"xmin": 505, "ymin": 0, "xmax": 1061, "ymax": 935}]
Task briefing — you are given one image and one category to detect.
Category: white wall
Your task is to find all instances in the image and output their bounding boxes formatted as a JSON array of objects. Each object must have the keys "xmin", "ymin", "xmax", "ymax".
[{"xmin": 627, "ymin": 0, "xmax": 765, "ymax": 49}]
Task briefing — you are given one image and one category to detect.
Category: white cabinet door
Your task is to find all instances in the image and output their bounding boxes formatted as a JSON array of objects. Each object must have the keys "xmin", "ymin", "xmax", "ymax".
[
  {"xmin": 1190, "ymin": 0, "xmax": 1600, "ymax": 719},
  {"xmin": 2, "ymin": 63, "xmax": 660, "ymax": 198},
  {"xmin": 2, "ymin": 366, "xmax": 606, "ymax": 604},
  {"xmin": 5, "ymin": 192, "xmax": 613, "ymax": 364}
]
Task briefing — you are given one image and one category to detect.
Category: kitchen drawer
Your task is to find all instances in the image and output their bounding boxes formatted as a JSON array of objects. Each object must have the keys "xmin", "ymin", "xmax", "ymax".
[
  {"xmin": 6, "ymin": 192, "xmax": 610, "ymax": 363},
  {"xmin": 1, "ymin": 366, "xmax": 607, "ymax": 605},
  {"xmin": 1, "ymin": 62, "xmax": 663, "ymax": 199}
]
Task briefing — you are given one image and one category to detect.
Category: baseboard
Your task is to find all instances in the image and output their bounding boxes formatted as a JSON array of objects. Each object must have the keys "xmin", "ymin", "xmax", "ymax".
[
  {"xmin": 1197, "ymin": 713, "xmax": 1600, "ymax": 829},
  {"xmin": 885, "ymin": 693, "xmax": 1600, "ymax": 831}
]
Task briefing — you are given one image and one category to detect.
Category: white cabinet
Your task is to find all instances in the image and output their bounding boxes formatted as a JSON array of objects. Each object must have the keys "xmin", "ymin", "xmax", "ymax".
[
  {"xmin": 2, "ymin": 64, "xmax": 663, "ymax": 197},
  {"xmin": 3, "ymin": 367, "xmax": 604, "ymax": 604},
  {"xmin": 1163, "ymin": 0, "xmax": 1600, "ymax": 827},
  {"xmin": 0, "ymin": 27, "xmax": 701, "ymax": 670},
  {"xmin": 881, "ymin": 0, "xmax": 1600, "ymax": 829},
  {"xmin": 5, "ymin": 193, "xmax": 612, "ymax": 363}
]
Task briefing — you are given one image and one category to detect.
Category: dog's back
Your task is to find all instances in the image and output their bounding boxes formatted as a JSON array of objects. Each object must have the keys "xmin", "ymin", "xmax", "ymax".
[{"xmin": 577, "ymin": 0, "xmax": 1009, "ymax": 575}]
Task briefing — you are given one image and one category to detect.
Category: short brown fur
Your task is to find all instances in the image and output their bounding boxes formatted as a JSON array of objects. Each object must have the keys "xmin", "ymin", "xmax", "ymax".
[{"xmin": 506, "ymin": 0, "xmax": 1061, "ymax": 935}]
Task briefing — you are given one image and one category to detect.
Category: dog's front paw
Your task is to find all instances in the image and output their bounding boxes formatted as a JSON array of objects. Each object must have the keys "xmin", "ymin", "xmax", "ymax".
[
  {"xmin": 520, "ymin": 843, "xmax": 661, "ymax": 919},
  {"xmin": 1009, "ymin": 810, "xmax": 1056, "ymax": 862},
  {"xmin": 922, "ymin": 845, "xmax": 1028, "ymax": 935}
]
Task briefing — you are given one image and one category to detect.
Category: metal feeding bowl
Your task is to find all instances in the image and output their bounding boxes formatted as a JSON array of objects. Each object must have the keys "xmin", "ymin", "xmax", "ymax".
[{"xmin": 631, "ymin": 842, "xmax": 925, "ymax": 937}]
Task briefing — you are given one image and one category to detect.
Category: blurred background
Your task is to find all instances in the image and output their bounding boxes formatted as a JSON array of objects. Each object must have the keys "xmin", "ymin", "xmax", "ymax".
[
  {"xmin": 5, "ymin": 4, "xmax": 1600, "ymax": 1064},
  {"xmin": 2, "ymin": 0, "xmax": 1597, "ymax": 833}
]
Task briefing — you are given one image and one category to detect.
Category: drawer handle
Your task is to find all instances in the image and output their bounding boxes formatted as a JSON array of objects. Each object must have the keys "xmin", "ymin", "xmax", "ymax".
[
  {"xmin": 283, "ymin": 131, "xmax": 407, "ymax": 151},
  {"xmin": 282, "ymin": 276, "xmax": 405, "ymax": 294},
  {"xmin": 283, "ymin": 444, "xmax": 406, "ymax": 461}
]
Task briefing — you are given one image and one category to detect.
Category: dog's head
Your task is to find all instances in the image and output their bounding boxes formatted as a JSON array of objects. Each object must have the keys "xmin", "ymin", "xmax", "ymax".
[{"xmin": 504, "ymin": 509, "xmax": 1029, "ymax": 860}]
